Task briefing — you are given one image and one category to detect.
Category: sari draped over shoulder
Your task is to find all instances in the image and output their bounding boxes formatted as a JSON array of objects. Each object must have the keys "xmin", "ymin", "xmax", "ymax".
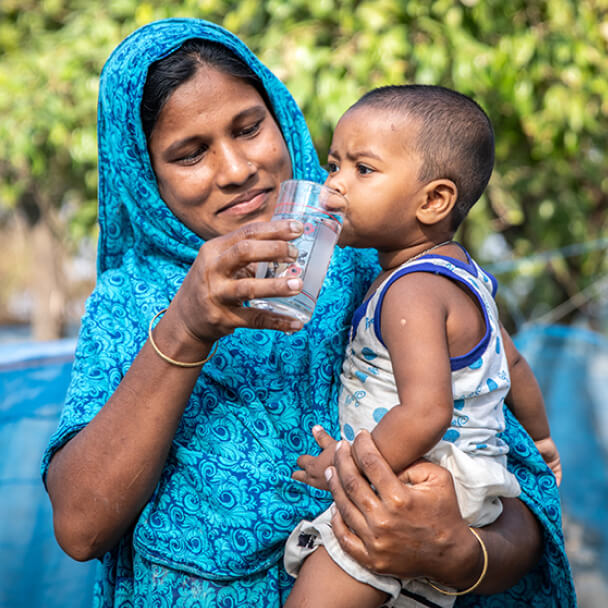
[{"xmin": 41, "ymin": 18, "xmax": 575, "ymax": 608}]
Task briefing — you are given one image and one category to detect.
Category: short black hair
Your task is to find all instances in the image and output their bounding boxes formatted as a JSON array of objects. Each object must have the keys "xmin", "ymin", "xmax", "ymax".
[
  {"xmin": 141, "ymin": 38, "xmax": 277, "ymax": 141},
  {"xmin": 350, "ymin": 85, "xmax": 494, "ymax": 230}
]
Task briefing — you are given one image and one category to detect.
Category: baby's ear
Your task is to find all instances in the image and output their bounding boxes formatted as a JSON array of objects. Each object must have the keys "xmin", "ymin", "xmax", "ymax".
[{"xmin": 416, "ymin": 179, "xmax": 458, "ymax": 225}]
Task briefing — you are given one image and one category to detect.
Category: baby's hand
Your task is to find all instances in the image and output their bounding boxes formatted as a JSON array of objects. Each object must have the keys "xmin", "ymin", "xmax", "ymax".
[
  {"xmin": 534, "ymin": 437, "xmax": 562, "ymax": 486},
  {"xmin": 292, "ymin": 425, "xmax": 338, "ymax": 491}
]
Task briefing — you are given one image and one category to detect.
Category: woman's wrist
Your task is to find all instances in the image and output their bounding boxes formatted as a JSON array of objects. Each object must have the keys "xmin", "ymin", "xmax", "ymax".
[
  {"xmin": 149, "ymin": 306, "xmax": 216, "ymax": 365},
  {"xmin": 430, "ymin": 524, "xmax": 485, "ymax": 590}
]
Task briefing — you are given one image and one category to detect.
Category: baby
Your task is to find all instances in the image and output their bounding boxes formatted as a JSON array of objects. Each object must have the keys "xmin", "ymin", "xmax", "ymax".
[{"xmin": 283, "ymin": 85, "xmax": 561, "ymax": 608}]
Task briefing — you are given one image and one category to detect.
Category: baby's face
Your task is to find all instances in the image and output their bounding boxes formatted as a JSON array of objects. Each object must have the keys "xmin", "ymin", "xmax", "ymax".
[{"xmin": 325, "ymin": 106, "xmax": 425, "ymax": 251}]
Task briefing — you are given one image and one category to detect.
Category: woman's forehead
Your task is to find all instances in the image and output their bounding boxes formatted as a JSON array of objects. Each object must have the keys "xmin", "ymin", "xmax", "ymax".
[{"xmin": 155, "ymin": 67, "xmax": 266, "ymax": 129}]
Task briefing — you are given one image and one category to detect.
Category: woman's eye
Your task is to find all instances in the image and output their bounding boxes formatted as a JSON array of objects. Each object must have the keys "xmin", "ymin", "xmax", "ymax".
[
  {"xmin": 327, "ymin": 161, "xmax": 339, "ymax": 173},
  {"xmin": 176, "ymin": 147, "xmax": 206, "ymax": 164},
  {"xmin": 238, "ymin": 120, "xmax": 263, "ymax": 137}
]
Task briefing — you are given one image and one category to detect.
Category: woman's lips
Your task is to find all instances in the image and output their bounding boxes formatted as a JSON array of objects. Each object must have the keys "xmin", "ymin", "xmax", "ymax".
[{"xmin": 218, "ymin": 190, "xmax": 270, "ymax": 217}]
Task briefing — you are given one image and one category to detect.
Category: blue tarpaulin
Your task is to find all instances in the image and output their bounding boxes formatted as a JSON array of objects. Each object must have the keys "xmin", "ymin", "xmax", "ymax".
[
  {"xmin": 0, "ymin": 340, "xmax": 96, "ymax": 608},
  {"xmin": 514, "ymin": 324, "xmax": 608, "ymax": 576},
  {"xmin": 1, "ymin": 324, "xmax": 606, "ymax": 607}
]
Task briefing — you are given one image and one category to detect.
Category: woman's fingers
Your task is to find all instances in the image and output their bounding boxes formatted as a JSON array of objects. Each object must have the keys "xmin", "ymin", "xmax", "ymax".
[
  {"xmin": 348, "ymin": 431, "xmax": 407, "ymax": 507},
  {"xmin": 326, "ymin": 460, "xmax": 386, "ymax": 572},
  {"xmin": 217, "ymin": 219, "xmax": 304, "ymax": 274},
  {"xmin": 228, "ymin": 275, "xmax": 303, "ymax": 305},
  {"xmin": 396, "ymin": 458, "xmax": 444, "ymax": 486},
  {"xmin": 328, "ymin": 441, "xmax": 379, "ymax": 529},
  {"xmin": 329, "ymin": 502, "xmax": 373, "ymax": 568},
  {"xmin": 198, "ymin": 218, "xmax": 307, "ymax": 305},
  {"xmin": 173, "ymin": 219, "xmax": 307, "ymax": 340},
  {"xmin": 326, "ymin": 432, "xmax": 480, "ymax": 582},
  {"xmin": 222, "ymin": 304, "xmax": 303, "ymax": 333}
]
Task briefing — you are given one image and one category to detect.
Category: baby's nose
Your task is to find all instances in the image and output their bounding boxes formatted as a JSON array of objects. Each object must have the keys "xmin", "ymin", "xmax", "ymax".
[
  {"xmin": 324, "ymin": 174, "xmax": 345, "ymax": 195},
  {"xmin": 323, "ymin": 184, "xmax": 347, "ymax": 213}
]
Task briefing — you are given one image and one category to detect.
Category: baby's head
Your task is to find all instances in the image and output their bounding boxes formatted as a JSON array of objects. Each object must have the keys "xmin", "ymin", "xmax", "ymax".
[{"xmin": 327, "ymin": 85, "xmax": 494, "ymax": 250}]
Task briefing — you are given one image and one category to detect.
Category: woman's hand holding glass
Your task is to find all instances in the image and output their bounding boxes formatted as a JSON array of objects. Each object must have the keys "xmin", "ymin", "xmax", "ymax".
[{"xmin": 167, "ymin": 219, "xmax": 307, "ymax": 348}]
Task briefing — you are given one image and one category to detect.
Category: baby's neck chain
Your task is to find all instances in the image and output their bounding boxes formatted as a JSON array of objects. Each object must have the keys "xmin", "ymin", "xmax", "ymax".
[{"xmin": 406, "ymin": 240, "xmax": 454, "ymax": 264}]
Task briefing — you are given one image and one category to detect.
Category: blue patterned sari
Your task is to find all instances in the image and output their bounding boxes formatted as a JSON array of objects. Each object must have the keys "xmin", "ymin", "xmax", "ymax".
[{"xmin": 41, "ymin": 18, "xmax": 575, "ymax": 607}]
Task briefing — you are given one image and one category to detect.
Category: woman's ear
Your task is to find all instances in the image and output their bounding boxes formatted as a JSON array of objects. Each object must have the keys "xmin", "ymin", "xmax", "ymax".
[{"xmin": 416, "ymin": 179, "xmax": 458, "ymax": 225}]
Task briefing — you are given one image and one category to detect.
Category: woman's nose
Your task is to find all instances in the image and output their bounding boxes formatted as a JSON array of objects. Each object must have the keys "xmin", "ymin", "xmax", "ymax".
[{"xmin": 216, "ymin": 143, "xmax": 256, "ymax": 187}]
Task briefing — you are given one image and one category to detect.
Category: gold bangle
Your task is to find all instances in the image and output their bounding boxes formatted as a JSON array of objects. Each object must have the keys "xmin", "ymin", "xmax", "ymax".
[
  {"xmin": 148, "ymin": 308, "xmax": 218, "ymax": 368},
  {"xmin": 427, "ymin": 527, "xmax": 488, "ymax": 596}
]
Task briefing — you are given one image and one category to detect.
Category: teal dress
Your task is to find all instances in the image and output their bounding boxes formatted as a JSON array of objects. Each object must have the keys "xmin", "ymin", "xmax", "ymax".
[{"xmin": 41, "ymin": 18, "xmax": 576, "ymax": 608}]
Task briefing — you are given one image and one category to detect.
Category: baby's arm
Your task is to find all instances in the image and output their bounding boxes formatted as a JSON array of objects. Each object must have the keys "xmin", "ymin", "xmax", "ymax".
[
  {"xmin": 500, "ymin": 325, "xmax": 562, "ymax": 485},
  {"xmin": 293, "ymin": 275, "xmax": 452, "ymax": 486},
  {"xmin": 371, "ymin": 274, "xmax": 454, "ymax": 473}
]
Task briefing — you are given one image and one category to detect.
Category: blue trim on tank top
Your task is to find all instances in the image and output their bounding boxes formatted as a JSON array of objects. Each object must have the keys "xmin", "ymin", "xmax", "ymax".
[
  {"xmin": 372, "ymin": 259, "xmax": 492, "ymax": 371},
  {"xmin": 429, "ymin": 249, "xmax": 499, "ymax": 297},
  {"xmin": 350, "ymin": 294, "xmax": 372, "ymax": 341}
]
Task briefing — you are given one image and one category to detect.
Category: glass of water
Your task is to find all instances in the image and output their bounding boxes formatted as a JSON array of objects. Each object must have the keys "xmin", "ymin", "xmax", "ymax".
[{"xmin": 248, "ymin": 179, "xmax": 345, "ymax": 324}]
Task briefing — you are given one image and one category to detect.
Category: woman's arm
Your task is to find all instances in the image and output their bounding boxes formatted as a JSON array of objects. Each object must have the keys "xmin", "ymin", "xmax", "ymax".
[
  {"xmin": 46, "ymin": 220, "xmax": 304, "ymax": 561},
  {"xmin": 326, "ymin": 431, "xmax": 543, "ymax": 593}
]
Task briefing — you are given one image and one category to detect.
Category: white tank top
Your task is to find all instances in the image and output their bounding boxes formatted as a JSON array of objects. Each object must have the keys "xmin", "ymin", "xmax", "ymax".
[{"xmin": 339, "ymin": 250, "xmax": 511, "ymax": 459}]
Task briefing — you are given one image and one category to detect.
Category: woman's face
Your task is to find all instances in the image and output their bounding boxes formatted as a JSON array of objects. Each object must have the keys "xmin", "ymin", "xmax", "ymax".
[{"xmin": 148, "ymin": 66, "xmax": 292, "ymax": 241}]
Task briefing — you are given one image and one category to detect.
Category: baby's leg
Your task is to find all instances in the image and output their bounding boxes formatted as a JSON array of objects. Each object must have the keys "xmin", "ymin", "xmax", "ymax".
[{"xmin": 285, "ymin": 545, "xmax": 389, "ymax": 608}]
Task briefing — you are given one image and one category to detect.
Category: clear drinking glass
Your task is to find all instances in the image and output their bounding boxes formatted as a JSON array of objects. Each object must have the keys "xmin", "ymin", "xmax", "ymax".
[{"xmin": 248, "ymin": 179, "xmax": 345, "ymax": 323}]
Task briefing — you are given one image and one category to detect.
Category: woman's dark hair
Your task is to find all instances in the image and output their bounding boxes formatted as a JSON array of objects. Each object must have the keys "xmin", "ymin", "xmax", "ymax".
[{"xmin": 141, "ymin": 39, "xmax": 277, "ymax": 141}]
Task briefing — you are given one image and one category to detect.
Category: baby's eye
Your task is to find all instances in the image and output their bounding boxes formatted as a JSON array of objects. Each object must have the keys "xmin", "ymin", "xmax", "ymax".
[
  {"xmin": 327, "ymin": 161, "xmax": 339, "ymax": 173},
  {"xmin": 357, "ymin": 163, "xmax": 374, "ymax": 175}
]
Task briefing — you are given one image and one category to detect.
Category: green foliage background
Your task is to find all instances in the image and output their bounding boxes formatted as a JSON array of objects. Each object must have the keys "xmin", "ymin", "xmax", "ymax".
[{"xmin": 1, "ymin": 0, "xmax": 606, "ymax": 330}]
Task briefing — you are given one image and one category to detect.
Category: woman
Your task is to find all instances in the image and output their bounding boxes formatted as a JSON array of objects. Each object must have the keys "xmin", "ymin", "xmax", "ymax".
[{"xmin": 42, "ymin": 18, "xmax": 574, "ymax": 607}]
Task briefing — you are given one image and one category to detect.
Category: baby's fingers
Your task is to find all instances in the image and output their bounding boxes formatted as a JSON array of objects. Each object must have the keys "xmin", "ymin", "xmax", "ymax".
[
  {"xmin": 547, "ymin": 458, "xmax": 563, "ymax": 486},
  {"xmin": 291, "ymin": 466, "xmax": 327, "ymax": 490},
  {"xmin": 291, "ymin": 470, "xmax": 308, "ymax": 483},
  {"xmin": 311, "ymin": 425, "xmax": 337, "ymax": 450},
  {"xmin": 296, "ymin": 454, "xmax": 315, "ymax": 470}
]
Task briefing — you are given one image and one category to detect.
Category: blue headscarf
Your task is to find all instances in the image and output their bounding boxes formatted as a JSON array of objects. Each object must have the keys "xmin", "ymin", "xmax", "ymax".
[
  {"xmin": 96, "ymin": 18, "xmax": 326, "ymax": 275},
  {"xmin": 42, "ymin": 17, "xmax": 378, "ymax": 603}
]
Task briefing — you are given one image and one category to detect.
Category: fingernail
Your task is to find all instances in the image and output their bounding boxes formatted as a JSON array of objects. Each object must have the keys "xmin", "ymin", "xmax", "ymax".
[
  {"xmin": 324, "ymin": 467, "xmax": 333, "ymax": 481},
  {"xmin": 312, "ymin": 424, "xmax": 323, "ymax": 434},
  {"xmin": 288, "ymin": 244, "xmax": 299, "ymax": 258},
  {"xmin": 290, "ymin": 320, "xmax": 302, "ymax": 330},
  {"xmin": 287, "ymin": 278, "xmax": 302, "ymax": 291},
  {"xmin": 290, "ymin": 220, "xmax": 304, "ymax": 234}
]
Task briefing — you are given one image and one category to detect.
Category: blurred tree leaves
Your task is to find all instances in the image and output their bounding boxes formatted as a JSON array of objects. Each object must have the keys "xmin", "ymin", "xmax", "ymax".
[{"xmin": 0, "ymin": 0, "xmax": 606, "ymax": 329}]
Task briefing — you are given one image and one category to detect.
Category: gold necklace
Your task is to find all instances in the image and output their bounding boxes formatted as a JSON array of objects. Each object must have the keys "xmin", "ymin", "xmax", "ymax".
[{"xmin": 406, "ymin": 240, "xmax": 455, "ymax": 264}]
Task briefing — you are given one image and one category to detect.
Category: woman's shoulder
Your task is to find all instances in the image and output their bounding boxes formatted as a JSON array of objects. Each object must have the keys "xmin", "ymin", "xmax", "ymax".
[
  {"xmin": 334, "ymin": 246, "xmax": 380, "ymax": 278},
  {"xmin": 89, "ymin": 253, "xmax": 168, "ymax": 309}
]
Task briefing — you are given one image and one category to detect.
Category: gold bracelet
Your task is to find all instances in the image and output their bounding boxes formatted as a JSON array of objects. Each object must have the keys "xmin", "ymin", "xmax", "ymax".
[
  {"xmin": 427, "ymin": 527, "xmax": 488, "ymax": 596},
  {"xmin": 148, "ymin": 308, "xmax": 218, "ymax": 368}
]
